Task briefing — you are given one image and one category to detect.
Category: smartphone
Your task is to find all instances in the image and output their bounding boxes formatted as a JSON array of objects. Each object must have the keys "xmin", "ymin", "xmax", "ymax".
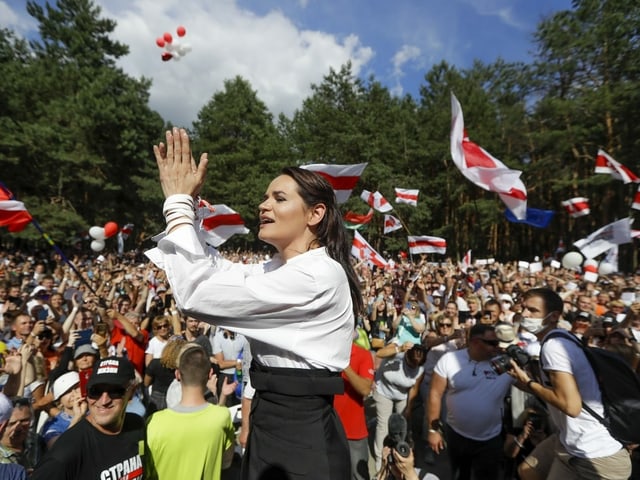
[
  {"xmin": 37, "ymin": 308, "xmax": 48, "ymax": 321},
  {"xmin": 75, "ymin": 328, "xmax": 93, "ymax": 347}
]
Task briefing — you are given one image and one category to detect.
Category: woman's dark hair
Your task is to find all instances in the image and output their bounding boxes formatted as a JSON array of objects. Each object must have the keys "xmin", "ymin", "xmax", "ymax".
[{"xmin": 281, "ymin": 167, "xmax": 364, "ymax": 321}]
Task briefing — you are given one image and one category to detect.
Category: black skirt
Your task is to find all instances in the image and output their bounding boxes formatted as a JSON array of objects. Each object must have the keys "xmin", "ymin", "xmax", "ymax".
[{"xmin": 241, "ymin": 362, "xmax": 350, "ymax": 480}]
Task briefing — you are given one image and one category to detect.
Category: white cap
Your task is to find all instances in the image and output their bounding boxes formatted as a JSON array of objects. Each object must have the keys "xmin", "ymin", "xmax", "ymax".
[{"xmin": 53, "ymin": 371, "xmax": 80, "ymax": 401}]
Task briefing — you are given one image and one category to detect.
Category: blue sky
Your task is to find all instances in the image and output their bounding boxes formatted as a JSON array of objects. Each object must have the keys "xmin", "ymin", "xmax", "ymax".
[{"xmin": 1, "ymin": 0, "xmax": 572, "ymax": 126}]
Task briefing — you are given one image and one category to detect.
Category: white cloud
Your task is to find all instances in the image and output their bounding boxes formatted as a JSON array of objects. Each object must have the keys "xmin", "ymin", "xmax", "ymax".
[
  {"xmin": 0, "ymin": 1, "xmax": 36, "ymax": 33},
  {"xmin": 460, "ymin": 0, "xmax": 527, "ymax": 30},
  {"xmin": 103, "ymin": 0, "xmax": 374, "ymax": 126},
  {"xmin": 390, "ymin": 44, "xmax": 421, "ymax": 96}
]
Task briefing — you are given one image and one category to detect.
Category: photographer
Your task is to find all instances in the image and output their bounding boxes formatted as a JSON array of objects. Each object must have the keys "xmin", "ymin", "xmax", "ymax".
[{"xmin": 376, "ymin": 446, "xmax": 421, "ymax": 480}]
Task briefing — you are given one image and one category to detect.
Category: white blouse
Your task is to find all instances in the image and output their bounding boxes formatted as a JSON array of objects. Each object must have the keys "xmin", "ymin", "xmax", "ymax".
[{"xmin": 146, "ymin": 226, "xmax": 353, "ymax": 371}]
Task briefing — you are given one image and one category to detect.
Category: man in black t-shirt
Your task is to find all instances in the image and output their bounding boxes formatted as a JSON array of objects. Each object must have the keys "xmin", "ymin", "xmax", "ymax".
[{"xmin": 31, "ymin": 356, "xmax": 145, "ymax": 480}]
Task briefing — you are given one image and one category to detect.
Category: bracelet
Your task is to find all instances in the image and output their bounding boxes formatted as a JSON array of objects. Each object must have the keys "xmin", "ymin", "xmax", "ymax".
[
  {"xmin": 428, "ymin": 429, "xmax": 440, "ymax": 434},
  {"xmin": 526, "ymin": 379, "xmax": 536, "ymax": 390},
  {"xmin": 394, "ymin": 344, "xmax": 400, "ymax": 353},
  {"xmin": 514, "ymin": 438, "xmax": 524, "ymax": 449}
]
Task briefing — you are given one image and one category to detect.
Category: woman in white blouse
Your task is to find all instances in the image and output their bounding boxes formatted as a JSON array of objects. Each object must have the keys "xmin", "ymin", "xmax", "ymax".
[{"xmin": 146, "ymin": 127, "xmax": 363, "ymax": 480}]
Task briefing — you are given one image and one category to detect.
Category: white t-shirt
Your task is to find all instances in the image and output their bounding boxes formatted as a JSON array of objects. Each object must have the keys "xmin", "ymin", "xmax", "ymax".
[
  {"xmin": 434, "ymin": 349, "xmax": 514, "ymax": 441},
  {"xmin": 145, "ymin": 336, "xmax": 167, "ymax": 359},
  {"xmin": 540, "ymin": 331, "xmax": 622, "ymax": 458},
  {"xmin": 146, "ymin": 227, "xmax": 353, "ymax": 371},
  {"xmin": 375, "ymin": 354, "xmax": 424, "ymax": 401}
]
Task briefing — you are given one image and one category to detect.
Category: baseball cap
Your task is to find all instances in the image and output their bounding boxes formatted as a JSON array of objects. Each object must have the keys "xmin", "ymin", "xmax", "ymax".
[
  {"xmin": 499, "ymin": 294, "xmax": 514, "ymax": 304},
  {"xmin": 86, "ymin": 356, "xmax": 135, "ymax": 389},
  {"xmin": 0, "ymin": 393, "xmax": 12, "ymax": 423},
  {"xmin": 74, "ymin": 344, "xmax": 98, "ymax": 360},
  {"xmin": 495, "ymin": 323, "xmax": 517, "ymax": 349},
  {"xmin": 602, "ymin": 312, "xmax": 617, "ymax": 325},
  {"xmin": 575, "ymin": 311, "xmax": 592, "ymax": 322},
  {"xmin": 53, "ymin": 371, "xmax": 80, "ymax": 401},
  {"xmin": 30, "ymin": 286, "xmax": 47, "ymax": 297}
]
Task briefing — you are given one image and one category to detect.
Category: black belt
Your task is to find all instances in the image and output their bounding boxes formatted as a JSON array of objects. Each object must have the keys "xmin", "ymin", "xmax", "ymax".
[{"xmin": 250, "ymin": 361, "xmax": 344, "ymax": 396}]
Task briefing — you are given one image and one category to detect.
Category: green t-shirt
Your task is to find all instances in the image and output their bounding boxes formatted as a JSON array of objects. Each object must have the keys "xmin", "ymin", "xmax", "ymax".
[{"xmin": 145, "ymin": 403, "xmax": 235, "ymax": 480}]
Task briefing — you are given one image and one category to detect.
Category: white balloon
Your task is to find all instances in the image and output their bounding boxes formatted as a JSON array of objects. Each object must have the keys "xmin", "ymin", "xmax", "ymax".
[
  {"xmin": 165, "ymin": 43, "xmax": 176, "ymax": 52},
  {"xmin": 89, "ymin": 226, "xmax": 105, "ymax": 240},
  {"xmin": 598, "ymin": 262, "xmax": 615, "ymax": 275},
  {"xmin": 562, "ymin": 251, "xmax": 583, "ymax": 269},
  {"xmin": 90, "ymin": 239, "xmax": 105, "ymax": 252}
]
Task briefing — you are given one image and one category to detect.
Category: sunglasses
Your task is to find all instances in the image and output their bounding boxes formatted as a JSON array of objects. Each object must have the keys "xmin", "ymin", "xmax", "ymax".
[
  {"xmin": 156, "ymin": 324, "xmax": 170, "ymax": 329},
  {"xmin": 87, "ymin": 385, "xmax": 127, "ymax": 400},
  {"xmin": 478, "ymin": 338, "xmax": 500, "ymax": 347},
  {"xmin": 439, "ymin": 323, "xmax": 453, "ymax": 328}
]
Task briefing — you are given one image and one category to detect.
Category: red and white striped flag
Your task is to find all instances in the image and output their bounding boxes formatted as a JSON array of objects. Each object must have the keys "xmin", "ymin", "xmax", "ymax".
[
  {"xmin": 595, "ymin": 150, "xmax": 639, "ymax": 184},
  {"xmin": 394, "ymin": 188, "xmax": 419, "ymax": 207},
  {"xmin": 0, "ymin": 184, "xmax": 32, "ymax": 233},
  {"xmin": 632, "ymin": 187, "xmax": 640, "ymax": 211},
  {"xmin": 360, "ymin": 190, "xmax": 393, "ymax": 213},
  {"xmin": 459, "ymin": 249, "xmax": 472, "ymax": 273},
  {"xmin": 407, "ymin": 235, "xmax": 447, "ymax": 255},
  {"xmin": 198, "ymin": 202, "xmax": 249, "ymax": 247},
  {"xmin": 343, "ymin": 209, "xmax": 374, "ymax": 230},
  {"xmin": 383, "ymin": 215, "xmax": 403, "ymax": 234},
  {"xmin": 561, "ymin": 197, "xmax": 590, "ymax": 218},
  {"xmin": 301, "ymin": 163, "xmax": 368, "ymax": 204},
  {"xmin": 450, "ymin": 93, "xmax": 528, "ymax": 220},
  {"xmin": 351, "ymin": 231, "xmax": 387, "ymax": 268}
]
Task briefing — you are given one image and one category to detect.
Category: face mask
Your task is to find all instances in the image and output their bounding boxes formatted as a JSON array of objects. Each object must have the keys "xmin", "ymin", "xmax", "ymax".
[{"xmin": 520, "ymin": 313, "xmax": 549, "ymax": 334}]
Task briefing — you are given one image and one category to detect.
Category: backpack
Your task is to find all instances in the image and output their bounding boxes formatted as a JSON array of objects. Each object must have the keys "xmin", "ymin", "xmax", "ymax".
[{"xmin": 542, "ymin": 330, "xmax": 640, "ymax": 445}]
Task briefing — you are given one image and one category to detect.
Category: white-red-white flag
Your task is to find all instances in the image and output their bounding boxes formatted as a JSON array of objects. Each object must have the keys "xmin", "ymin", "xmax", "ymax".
[
  {"xmin": 459, "ymin": 249, "xmax": 472, "ymax": 273},
  {"xmin": 632, "ymin": 187, "xmax": 640, "ymax": 211},
  {"xmin": 360, "ymin": 190, "xmax": 393, "ymax": 213},
  {"xmin": 595, "ymin": 150, "xmax": 639, "ymax": 184},
  {"xmin": 301, "ymin": 163, "xmax": 367, "ymax": 203},
  {"xmin": 0, "ymin": 184, "xmax": 32, "ymax": 233},
  {"xmin": 561, "ymin": 197, "xmax": 590, "ymax": 218},
  {"xmin": 351, "ymin": 231, "xmax": 388, "ymax": 268},
  {"xmin": 407, "ymin": 235, "xmax": 447, "ymax": 255},
  {"xmin": 574, "ymin": 217, "xmax": 633, "ymax": 259},
  {"xmin": 197, "ymin": 202, "xmax": 249, "ymax": 247},
  {"xmin": 383, "ymin": 215, "xmax": 403, "ymax": 234},
  {"xmin": 450, "ymin": 93, "xmax": 528, "ymax": 220},
  {"xmin": 394, "ymin": 188, "xmax": 419, "ymax": 207}
]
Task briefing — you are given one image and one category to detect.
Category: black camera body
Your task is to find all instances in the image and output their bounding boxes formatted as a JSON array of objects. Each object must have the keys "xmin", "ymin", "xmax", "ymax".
[
  {"xmin": 383, "ymin": 414, "xmax": 411, "ymax": 463},
  {"xmin": 491, "ymin": 345, "xmax": 530, "ymax": 375}
]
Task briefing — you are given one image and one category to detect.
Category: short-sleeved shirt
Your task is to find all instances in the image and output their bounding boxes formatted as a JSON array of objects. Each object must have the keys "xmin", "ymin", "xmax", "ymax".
[
  {"xmin": 110, "ymin": 326, "xmax": 149, "ymax": 375},
  {"xmin": 334, "ymin": 343, "xmax": 374, "ymax": 440}
]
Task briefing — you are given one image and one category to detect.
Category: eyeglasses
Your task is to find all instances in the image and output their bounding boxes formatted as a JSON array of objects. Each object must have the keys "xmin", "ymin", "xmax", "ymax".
[
  {"xmin": 156, "ymin": 324, "xmax": 170, "ymax": 330},
  {"xmin": 439, "ymin": 323, "xmax": 453, "ymax": 328},
  {"xmin": 87, "ymin": 385, "xmax": 127, "ymax": 400},
  {"xmin": 478, "ymin": 338, "xmax": 500, "ymax": 347}
]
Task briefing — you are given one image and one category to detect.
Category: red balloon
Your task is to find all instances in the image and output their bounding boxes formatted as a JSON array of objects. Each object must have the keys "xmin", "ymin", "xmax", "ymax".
[
  {"xmin": 103, "ymin": 221, "xmax": 119, "ymax": 239},
  {"xmin": 176, "ymin": 25, "xmax": 186, "ymax": 37},
  {"xmin": 161, "ymin": 51, "xmax": 173, "ymax": 62},
  {"xmin": 163, "ymin": 32, "xmax": 173, "ymax": 43},
  {"xmin": 155, "ymin": 37, "xmax": 165, "ymax": 48}
]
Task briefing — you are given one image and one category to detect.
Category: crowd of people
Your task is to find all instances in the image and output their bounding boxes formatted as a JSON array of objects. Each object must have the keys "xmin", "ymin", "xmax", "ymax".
[
  {"xmin": 0, "ymin": 242, "xmax": 638, "ymax": 479},
  {"xmin": 0, "ymin": 127, "xmax": 638, "ymax": 479}
]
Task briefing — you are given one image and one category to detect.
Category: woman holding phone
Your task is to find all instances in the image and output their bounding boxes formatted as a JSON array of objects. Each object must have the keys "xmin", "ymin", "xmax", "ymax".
[{"xmin": 146, "ymin": 127, "xmax": 363, "ymax": 480}]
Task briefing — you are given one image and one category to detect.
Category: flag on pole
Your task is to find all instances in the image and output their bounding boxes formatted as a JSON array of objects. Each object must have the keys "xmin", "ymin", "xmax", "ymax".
[
  {"xmin": 573, "ymin": 217, "xmax": 633, "ymax": 259},
  {"xmin": 459, "ymin": 249, "xmax": 472, "ymax": 273},
  {"xmin": 351, "ymin": 231, "xmax": 387, "ymax": 268},
  {"xmin": 301, "ymin": 163, "xmax": 368, "ymax": 203},
  {"xmin": 594, "ymin": 150, "xmax": 639, "ymax": 184},
  {"xmin": 504, "ymin": 208, "xmax": 554, "ymax": 228},
  {"xmin": 408, "ymin": 235, "xmax": 447, "ymax": 255},
  {"xmin": 360, "ymin": 190, "xmax": 393, "ymax": 213},
  {"xmin": 0, "ymin": 184, "xmax": 32, "ymax": 232},
  {"xmin": 198, "ymin": 202, "xmax": 249, "ymax": 247},
  {"xmin": 117, "ymin": 223, "xmax": 134, "ymax": 254},
  {"xmin": 562, "ymin": 197, "xmax": 590, "ymax": 218},
  {"xmin": 383, "ymin": 215, "xmax": 403, "ymax": 234},
  {"xmin": 394, "ymin": 188, "xmax": 419, "ymax": 207},
  {"xmin": 450, "ymin": 93, "xmax": 528, "ymax": 220},
  {"xmin": 343, "ymin": 209, "xmax": 374, "ymax": 230},
  {"xmin": 632, "ymin": 187, "xmax": 640, "ymax": 211}
]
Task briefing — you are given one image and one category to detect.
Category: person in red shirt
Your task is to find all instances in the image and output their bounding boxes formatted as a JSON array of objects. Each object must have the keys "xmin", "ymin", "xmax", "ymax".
[
  {"xmin": 107, "ymin": 309, "xmax": 149, "ymax": 376},
  {"xmin": 334, "ymin": 341, "xmax": 375, "ymax": 480}
]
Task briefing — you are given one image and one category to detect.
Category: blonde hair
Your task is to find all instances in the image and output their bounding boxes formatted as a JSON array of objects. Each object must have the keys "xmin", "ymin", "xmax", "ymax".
[{"xmin": 159, "ymin": 337, "xmax": 187, "ymax": 369}]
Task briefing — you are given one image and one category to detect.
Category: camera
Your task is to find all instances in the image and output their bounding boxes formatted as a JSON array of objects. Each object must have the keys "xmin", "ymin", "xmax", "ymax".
[
  {"xmin": 490, "ymin": 345, "xmax": 530, "ymax": 375},
  {"xmin": 383, "ymin": 414, "xmax": 411, "ymax": 463}
]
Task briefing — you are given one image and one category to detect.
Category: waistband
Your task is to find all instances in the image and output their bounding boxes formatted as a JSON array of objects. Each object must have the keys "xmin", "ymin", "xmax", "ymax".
[{"xmin": 250, "ymin": 361, "xmax": 344, "ymax": 396}]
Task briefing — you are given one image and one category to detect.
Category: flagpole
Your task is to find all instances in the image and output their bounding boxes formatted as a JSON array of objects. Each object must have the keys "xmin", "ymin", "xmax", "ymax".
[{"xmin": 0, "ymin": 182, "xmax": 103, "ymax": 302}]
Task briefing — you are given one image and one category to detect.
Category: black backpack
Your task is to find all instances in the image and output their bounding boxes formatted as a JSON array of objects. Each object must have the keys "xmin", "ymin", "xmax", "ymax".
[{"xmin": 542, "ymin": 330, "xmax": 640, "ymax": 445}]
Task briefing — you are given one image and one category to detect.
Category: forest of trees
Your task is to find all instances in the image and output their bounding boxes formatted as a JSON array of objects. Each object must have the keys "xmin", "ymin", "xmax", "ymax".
[{"xmin": 1, "ymin": 0, "xmax": 639, "ymax": 267}]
